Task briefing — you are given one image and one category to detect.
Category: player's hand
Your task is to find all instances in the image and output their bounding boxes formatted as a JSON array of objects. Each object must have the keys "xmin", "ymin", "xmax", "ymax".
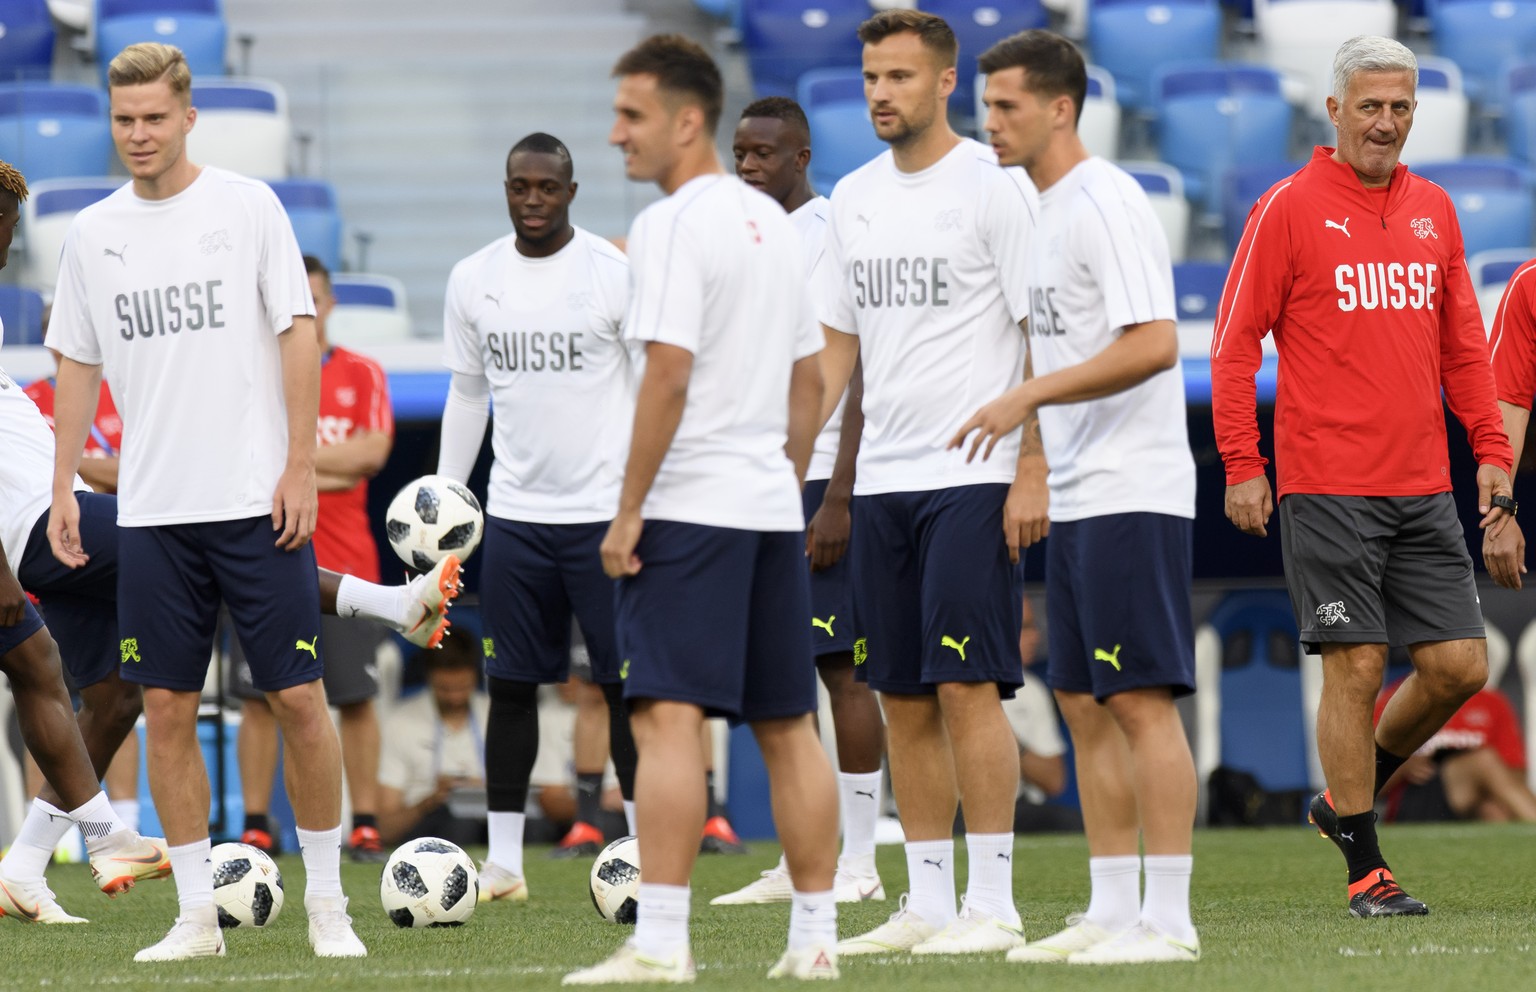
[
  {"xmin": 1483, "ymin": 514, "xmax": 1525, "ymax": 590},
  {"xmin": 1003, "ymin": 459, "xmax": 1049, "ymax": 563},
  {"xmin": 601, "ymin": 511, "xmax": 644, "ymax": 578},
  {"xmin": 1224, "ymin": 475, "xmax": 1274, "ymax": 537},
  {"xmin": 46, "ymin": 491, "xmax": 89, "ymax": 569},
  {"xmin": 806, "ymin": 493, "xmax": 851, "ymax": 572},
  {"xmin": 0, "ymin": 569, "xmax": 28, "ymax": 627},
  {"xmin": 1401, "ymin": 753, "xmax": 1437, "ymax": 786},
  {"xmin": 1476, "ymin": 462, "xmax": 1515, "ymax": 530},
  {"xmin": 272, "ymin": 462, "xmax": 318, "ymax": 551},
  {"xmin": 949, "ymin": 385, "xmax": 1036, "ymax": 463}
]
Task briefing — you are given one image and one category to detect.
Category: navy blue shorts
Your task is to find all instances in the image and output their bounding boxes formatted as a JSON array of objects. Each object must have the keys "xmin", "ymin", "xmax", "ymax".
[
  {"xmin": 479, "ymin": 517, "xmax": 620, "ymax": 684},
  {"xmin": 615, "ymin": 521, "xmax": 816, "ymax": 723},
  {"xmin": 849, "ymin": 485, "xmax": 1022, "ymax": 696},
  {"xmin": 16, "ymin": 493, "xmax": 120, "ymax": 688},
  {"xmin": 802, "ymin": 479, "xmax": 855, "ymax": 658},
  {"xmin": 1045, "ymin": 513, "xmax": 1196, "ymax": 701},
  {"xmin": 0, "ymin": 597, "xmax": 47, "ymax": 660},
  {"xmin": 117, "ymin": 516, "xmax": 323, "ymax": 693}
]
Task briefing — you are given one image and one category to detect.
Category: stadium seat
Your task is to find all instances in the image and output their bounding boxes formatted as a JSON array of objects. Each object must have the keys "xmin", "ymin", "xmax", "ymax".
[
  {"xmin": 0, "ymin": 0, "xmax": 56, "ymax": 83},
  {"xmin": 0, "ymin": 83, "xmax": 112, "ymax": 183},
  {"xmin": 1121, "ymin": 160, "xmax": 1189, "ymax": 262},
  {"xmin": 1469, "ymin": 246, "xmax": 1534, "ymax": 329},
  {"xmin": 1173, "ymin": 260, "xmax": 1229, "ymax": 357},
  {"xmin": 919, "ymin": 0, "xmax": 1047, "ymax": 117},
  {"xmin": 186, "ymin": 78, "xmax": 290, "ymax": 179},
  {"xmin": 20, "ymin": 175, "xmax": 121, "ymax": 291},
  {"xmin": 1405, "ymin": 56, "xmax": 1470, "ymax": 164},
  {"xmin": 796, "ymin": 68, "xmax": 884, "ymax": 195},
  {"xmin": 1154, "ymin": 63, "xmax": 1293, "ymax": 215},
  {"xmin": 1415, "ymin": 158, "xmax": 1535, "ymax": 257},
  {"xmin": 1253, "ymin": 0, "xmax": 1396, "ymax": 117},
  {"xmin": 1222, "ymin": 159, "xmax": 1302, "ymax": 252},
  {"xmin": 1430, "ymin": 0, "xmax": 1536, "ymax": 110},
  {"xmin": 1509, "ymin": 62, "xmax": 1536, "ymax": 166},
  {"xmin": 267, "ymin": 178, "xmax": 343, "ymax": 272},
  {"xmin": 95, "ymin": 0, "xmax": 226, "ymax": 83},
  {"xmin": 1088, "ymin": 0, "xmax": 1221, "ymax": 113},
  {"xmin": 327, "ymin": 273, "xmax": 413, "ymax": 347},
  {"xmin": 0, "ymin": 284, "xmax": 45, "ymax": 345},
  {"xmin": 1512, "ymin": 618, "xmax": 1536, "ymax": 792},
  {"xmin": 741, "ymin": 0, "xmax": 867, "ymax": 98},
  {"xmin": 974, "ymin": 63, "xmax": 1121, "ymax": 160}
]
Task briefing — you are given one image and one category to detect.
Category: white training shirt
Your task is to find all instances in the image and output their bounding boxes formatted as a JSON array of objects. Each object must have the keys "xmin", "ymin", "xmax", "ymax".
[
  {"xmin": 791, "ymin": 195, "xmax": 846, "ymax": 484},
  {"xmin": 819, "ymin": 139, "xmax": 1037, "ymax": 494},
  {"xmin": 1026, "ymin": 157, "xmax": 1196, "ymax": 522},
  {"xmin": 0, "ymin": 349, "xmax": 88, "ymax": 572},
  {"xmin": 625, "ymin": 174, "xmax": 822, "ymax": 532},
  {"xmin": 442, "ymin": 227, "xmax": 632, "ymax": 524},
  {"xmin": 45, "ymin": 168, "xmax": 314, "ymax": 527}
]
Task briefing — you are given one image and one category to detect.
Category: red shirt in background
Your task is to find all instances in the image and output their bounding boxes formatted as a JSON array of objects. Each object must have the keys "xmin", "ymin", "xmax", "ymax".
[
  {"xmin": 316, "ymin": 347, "xmax": 393, "ymax": 582},
  {"xmin": 1488, "ymin": 257, "xmax": 1536, "ymax": 409},
  {"xmin": 24, "ymin": 378, "xmax": 123, "ymax": 460},
  {"xmin": 1374, "ymin": 677, "xmax": 1525, "ymax": 772}
]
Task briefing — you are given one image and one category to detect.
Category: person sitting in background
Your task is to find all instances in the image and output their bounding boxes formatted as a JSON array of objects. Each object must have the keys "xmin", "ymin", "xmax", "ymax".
[{"xmin": 1004, "ymin": 594, "xmax": 1080, "ymax": 833}]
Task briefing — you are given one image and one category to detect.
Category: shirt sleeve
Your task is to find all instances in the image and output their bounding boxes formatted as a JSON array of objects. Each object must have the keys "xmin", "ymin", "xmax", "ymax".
[
  {"xmin": 1437, "ymin": 210, "xmax": 1513, "ymax": 472},
  {"xmin": 254, "ymin": 184, "xmax": 315, "ymax": 336},
  {"xmin": 43, "ymin": 219, "xmax": 103, "ymax": 365},
  {"xmin": 1489, "ymin": 260, "xmax": 1536, "ymax": 408},
  {"xmin": 816, "ymin": 197, "xmax": 857, "ymax": 335},
  {"xmin": 979, "ymin": 166, "xmax": 1038, "ymax": 325},
  {"xmin": 354, "ymin": 355, "xmax": 394, "ymax": 437},
  {"xmin": 593, "ymin": 242, "xmax": 632, "ymax": 342},
  {"xmin": 625, "ymin": 207, "xmax": 705, "ymax": 354},
  {"xmin": 441, "ymin": 261, "xmax": 485, "ymax": 376},
  {"xmin": 1076, "ymin": 180, "xmax": 1176, "ymax": 332}
]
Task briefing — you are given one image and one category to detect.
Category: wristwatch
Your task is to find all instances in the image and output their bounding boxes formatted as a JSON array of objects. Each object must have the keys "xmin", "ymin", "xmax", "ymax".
[{"xmin": 1492, "ymin": 494, "xmax": 1518, "ymax": 516}]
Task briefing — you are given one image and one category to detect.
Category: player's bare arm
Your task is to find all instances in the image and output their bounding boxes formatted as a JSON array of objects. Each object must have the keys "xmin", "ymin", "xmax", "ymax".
[
  {"xmin": 786, "ymin": 354, "xmax": 825, "ymax": 486},
  {"xmin": 46, "ymin": 356, "xmax": 104, "ymax": 568},
  {"xmin": 950, "ymin": 318, "xmax": 1178, "ymax": 462},
  {"xmin": 1003, "ymin": 335, "xmax": 1049, "ymax": 561},
  {"xmin": 76, "ymin": 456, "xmax": 120, "ymax": 494},
  {"xmin": 314, "ymin": 431, "xmax": 392, "ymax": 492},
  {"xmin": 274, "ymin": 315, "xmax": 321, "ymax": 550},
  {"xmin": 817, "ymin": 325, "xmax": 858, "ymax": 430},
  {"xmin": 601, "ymin": 341, "xmax": 693, "ymax": 578},
  {"xmin": 806, "ymin": 358, "xmax": 863, "ymax": 572}
]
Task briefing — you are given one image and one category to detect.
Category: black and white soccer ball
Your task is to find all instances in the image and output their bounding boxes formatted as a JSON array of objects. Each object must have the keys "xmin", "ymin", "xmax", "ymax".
[
  {"xmin": 211, "ymin": 842, "xmax": 284, "ymax": 928},
  {"xmin": 385, "ymin": 474, "xmax": 484, "ymax": 571},
  {"xmin": 589, "ymin": 835, "xmax": 640, "ymax": 924},
  {"xmin": 380, "ymin": 837, "xmax": 479, "ymax": 928}
]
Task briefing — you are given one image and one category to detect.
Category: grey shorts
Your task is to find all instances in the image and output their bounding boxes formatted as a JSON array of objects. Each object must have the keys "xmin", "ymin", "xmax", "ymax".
[
  {"xmin": 1278, "ymin": 492, "xmax": 1483, "ymax": 653},
  {"xmin": 227, "ymin": 612, "xmax": 384, "ymax": 706}
]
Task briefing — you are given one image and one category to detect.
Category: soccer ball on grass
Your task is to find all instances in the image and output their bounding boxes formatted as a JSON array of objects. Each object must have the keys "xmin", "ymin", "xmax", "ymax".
[
  {"xmin": 380, "ymin": 837, "xmax": 479, "ymax": 927},
  {"xmin": 211, "ymin": 842, "xmax": 284, "ymax": 928},
  {"xmin": 590, "ymin": 836, "xmax": 641, "ymax": 924}
]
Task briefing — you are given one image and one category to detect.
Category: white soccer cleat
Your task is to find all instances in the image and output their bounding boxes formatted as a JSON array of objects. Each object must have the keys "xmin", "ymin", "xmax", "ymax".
[
  {"xmin": 711, "ymin": 865, "xmax": 793, "ymax": 905},
  {"xmin": 134, "ymin": 917, "xmax": 226, "ymax": 961},
  {"xmin": 308, "ymin": 897, "xmax": 367, "ymax": 958},
  {"xmin": 767, "ymin": 943, "xmax": 839, "ymax": 980},
  {"xmin": 0, "ymin": 875, "xmax": 88, "ymax": 924},
  {"xmin": 832, "ymin": 858, "xmax": 885, "ymax": 903},
  {"xmin": 399, "ymin": 555, "xmax": 462, "ymax": 649},
  {"xmin": 477, "ymin": 860, "xmax": 529, "ymax": 903},
  {"xmin": 1007, "ymin": 913, "xmax": 1118, "ymax": 963},
  {"xmin": 563, "ymin": 940, "xmax": 696, "ymax": 985},
  {"xmin": 1067, "ymin": 922, "xmax": 1200, "ymax": 964},
  {"xmin": 911, "ymin": 899, "xmax": 1025, "ymax": 955},
  {"xmin": 89, "ymin": 830, "xmax": 171, "ymax": 895},
  {"xmin": 835, "ymin": 894, "xmax": 940, "ymax": 956}
]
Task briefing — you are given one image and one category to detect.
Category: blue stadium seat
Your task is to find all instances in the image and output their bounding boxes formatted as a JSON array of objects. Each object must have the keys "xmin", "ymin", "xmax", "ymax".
[
  {"xmin": 328, "ymin": 273, "xmax": 413, "ymax": 346},
  {"xmin": 1223, "ymin": 160, "xmax": 1302, "ymax": 252},
  {"xmin": 0, "ymin": 83, "xmax": 112, "ymax": 183},
  {"xmin": 1509, "ymin": 62, "xmax": 1536, "ymax": 167},
  {"xmin": 918, "ymin": 0, "xmax": 1048, "ymax": 117},
  {"xmin": 1173, "ymin": 261, "xmax": 1230, "ymax": 320},
  {"xmin": 267, "ymin": 178, "xmax": 342, "ymax": 271},
  {"xmin": 741, "ymin": 0, "xmax": 867, "ymax": 98},
  {"xmin": 1088, "ymin": 0, "xmax": 1221, "ymax": 113},
  {"xmin": 1154, "ymin": 63, "xmax": 1293, "ymax": 215},
  {"xmin": 0, "ymin": 0, "xmax": 56, "ymax": 83},
  {"xmin": 1206, "ymin": 590, "xmax": 1310, "ymax": 794},
  {"xmin": 796, "ymin": 68, "xmax": 885, "ymax": 195},
  {"xmin": 1415, "ymin": 158, "xmax": 1536, "ymax": 257},
  {"xmin": 1122, "ymin": 160, "xmax": 1190, "ymax": 261},
  {"xmin": 96, "ymin": 0, "xmax": 226, "ymax": 82},
  {"xmin": 187, "ymin": 78, "xmax": 290, "ymax": 178},
  {"xmin": 1468, "ymin": 246, "xmax": 1535, "ymax": 325},
  {"xmin": 1430, "ymin": 0, "xmax": 1536, "ymax": 110},
  {"xmin": 0, "ymin": 284, "xmax": 45, "ymax": 346},
  {"xmin": 20, "ymin": 176, "xmax": 120, "ymax": 291}
]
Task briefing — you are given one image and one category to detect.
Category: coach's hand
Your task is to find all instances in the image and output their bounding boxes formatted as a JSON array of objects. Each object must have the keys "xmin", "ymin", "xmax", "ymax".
[
  {"xmin": 1225, "ymin": 475, "xmax": 1274, "ymax": 537},
  {"xmin": 272, "ymin": 463, "xmax": 318, "ymax": 551},
  {"xmin": 1476, "ymin": 463, "xmax": 1515, "ymax": 530},
  {"xmin": 806, "ymin": 494, "xmax": 851, "ymax": 572},
  {"xmin": 1483, "ymin": 515, "xmax": 1525, "ymax": 590},
  {"xmin": 0, "ymin": 569, "xmax": 27, "ymax": 627},
  {"xmin": 602, "ymin": 511, "xmax": 644, "ymax": 578},
  {"xmin": 1004, "ymin": 458, "xmax": 1050, "ymax": 563},
  {"xmin": 46, "ymin": 491, "xmax": 89, "ymax": 569}
]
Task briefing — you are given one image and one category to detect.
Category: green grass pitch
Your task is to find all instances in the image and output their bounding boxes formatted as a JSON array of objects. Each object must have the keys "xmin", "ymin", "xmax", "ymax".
[{"xmin": 4, "ymin": 823, "xmax": 1534, "ymax": 990}]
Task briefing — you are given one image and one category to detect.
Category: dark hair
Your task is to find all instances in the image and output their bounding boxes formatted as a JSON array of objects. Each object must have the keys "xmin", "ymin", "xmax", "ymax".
[
  {"xmin": 613, "ymin": 33, "xmax": 724, "ymax": 134},
  {"xmin": 422, "ymin": 632, "xmax": 482, "ymax": 675},
  {"xmin": 508, "ymin": 131, "xmax": 573, "ymax": 180},
  {"xmin": 857, "ymin": 9, "xmax": 958, "ymax": 69},
  {"xmin": 978, "ymin": 30, "xmax": 1088, "ymax": 125},
  {"xmin": 302, "ymin": 254, "xmax": 331, "ymax": 293},
  {"xmin": 739, "ymin": 96, "xmax": 810, "ymax": 142}
]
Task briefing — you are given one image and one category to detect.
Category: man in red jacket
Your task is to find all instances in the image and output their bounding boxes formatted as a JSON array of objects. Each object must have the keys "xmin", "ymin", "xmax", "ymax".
[{"xmin": 1211, "ymin": 35, "xmax": 1519, "ymax": 919}]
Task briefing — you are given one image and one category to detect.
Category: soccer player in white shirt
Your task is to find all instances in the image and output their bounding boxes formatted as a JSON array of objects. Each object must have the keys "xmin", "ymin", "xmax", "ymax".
[
  {"xmin": 44, "ymin": 43, "xmax": 365, "ymax": 961},
  {"xmin": 711, "ymin": 96, "xmax": 888, "ymax": 907},
  {"xmin": 435, "ymin": 132, "xmax": 638, "ymax": 903},
  {"xmin": 952, "ymin": 30, "xmax": 1200, "ymax": 964},
  {"xmin": 815, "ymin": 9, "xmax": 1038, "ymax": 956},
  {"xmin": 565, "ymin": 35, "xmax": 839, "ymax": 984}
]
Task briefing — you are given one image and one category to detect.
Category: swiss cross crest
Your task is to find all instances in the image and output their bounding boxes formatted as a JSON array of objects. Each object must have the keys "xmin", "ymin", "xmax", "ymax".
[
  {"xmin": 1411, "ymin": 217, "xmax": 1438, "ymax": 240},
  {"xmin": 335, "ymin": 386, "xmax": 356, "ymax": 406}
]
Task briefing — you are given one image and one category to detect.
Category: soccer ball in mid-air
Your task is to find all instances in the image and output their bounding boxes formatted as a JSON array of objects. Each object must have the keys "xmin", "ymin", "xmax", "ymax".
[
  {"xmin": 211, "ymin": 842, "xmax": 284, "ymax": 928},
  {"xmin": 385, "ymin": 475, "xmax": 484, "ymax": 572},
  {"xmin": 380, "ymin": 837, "xmax": 479, "ymax": 927},
  {"xmin": 590, "ymin": 836, "xmax": 640, "ymax": 924}
]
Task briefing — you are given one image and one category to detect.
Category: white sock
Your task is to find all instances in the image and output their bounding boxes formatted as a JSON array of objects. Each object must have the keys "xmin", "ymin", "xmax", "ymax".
[
  {"xmin": 963, "ymin": 832, "xmax": 1020, "ymax": 924},
  {"xmin": 297, "ymin": 825, "xmax": 344, "ymax": 904},
  {"xmin": 487, "ymin": 811, "xmax": 526, "ymax": 876},
  {"xmin": 168, "ymin": 839, "xmax": 216, "ymax": 921},
  {"xmin": 1086, "ymin": 855, "xmax": 1142, "ymax": 932},
  {"xmin": 623, "ymin": 800, "xmax": 637, "ymax": 837},
  {"xmin": 111, "ymin": 798, "xmax": 140, "ymax": 833},
  {"xmin": 634, "ymin": 883, "xmax": 690, "ymax": 960},
  {"xmin": 336, "ymin": 574, "xmax": 406, "ymax": 628},
  {"xmin": 837, "ymin": 771, "xmax": 882, "ymax": 861},
  {"xmin": 788, "ymin": 888, "xmax": 837, "ymax": 950},
  {"xmin": 1142, "ymin": 854, "xmax": 1195, "ymax": 940},
  {"xmin": 903, "ymin": 839, "xmax": 957, "ymax": 926},
  {"xmin": 1, "ymin": 800, "xmax": 74, "ymax": 881},
  {"xmin": 72, "ymin": 791, "xmax": 128, "ymax": 853}
]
